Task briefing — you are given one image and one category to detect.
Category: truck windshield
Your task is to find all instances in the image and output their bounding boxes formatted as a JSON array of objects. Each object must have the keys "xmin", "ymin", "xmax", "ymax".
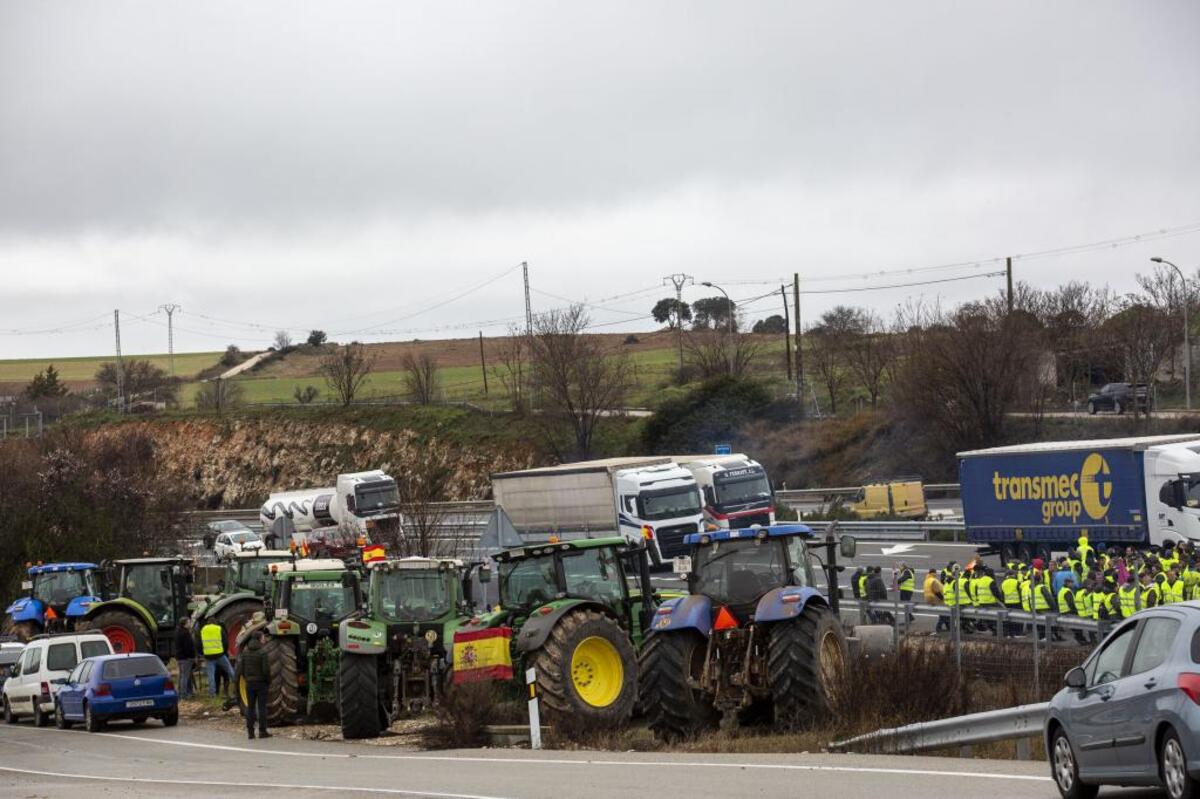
[
  {"xmin": 640, "ymin": 486, "xmax": 702, "ymax": 521},
  {"xmin": 693, "ymin": 538, "xmax": 787, "ymax": 607},
  {"xmin": 499, "ymin": 558, "xmax": 560, "ymax": 609},
  {"xmin": 714, "ymin": 474, "xmax": 771, "ymax": 508},
  {"xmin": 355, "ymin": 482, "xmax": 400, "ymax": 515},
  {"xmin": 33, "ymin": 570, "xmax": 95, "ymax": 606},
  {"xmin": 287, "ymin": 579, "xmax": 355, "ymax": 622},
  {"xmin": 378, "ymin": 570, "xmax": 452, "ymax": 622}
]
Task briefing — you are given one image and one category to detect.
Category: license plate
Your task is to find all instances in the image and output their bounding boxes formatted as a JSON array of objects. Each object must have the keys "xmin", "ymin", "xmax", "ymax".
[{"xmin": 125, "ymin": 699, "xmax": 155, "ymax": 708}]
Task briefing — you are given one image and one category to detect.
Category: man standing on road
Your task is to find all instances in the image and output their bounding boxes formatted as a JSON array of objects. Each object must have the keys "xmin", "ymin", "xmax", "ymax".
[
  {"xmin": 235, "ymin": 628, "xmax": 272, "ymax": 740},
  {"xmin": 175, "ymin": 618, "xmax": 196, "ymax": 699},
  {"xmin": 201, "ymin": 619, "xmax": 235, "ymax": 698}
]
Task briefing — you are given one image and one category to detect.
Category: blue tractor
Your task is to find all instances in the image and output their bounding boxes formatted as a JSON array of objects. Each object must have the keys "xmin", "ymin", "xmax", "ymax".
[
  {"xmin": 639, "ymin": 524, "xmax": 870, "ymax": 741},
  {"xmin": 3, "ymin": 563, "xmax": 103, "ymax": 641}
]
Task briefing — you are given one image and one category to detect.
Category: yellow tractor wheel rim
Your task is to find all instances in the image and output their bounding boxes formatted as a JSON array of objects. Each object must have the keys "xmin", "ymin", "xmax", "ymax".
[
  {"xmin": 570, "ymin": 636, "xmax": 623, "ymax": 708},
  {"xmin": 238, "ymin": 676, "xmax": 249, "ymax": 708}
]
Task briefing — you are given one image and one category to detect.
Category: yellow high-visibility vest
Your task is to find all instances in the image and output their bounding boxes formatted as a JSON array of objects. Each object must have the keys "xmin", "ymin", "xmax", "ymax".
[
  {"xmin": 1118, "ymin": 585, "xmax": 1139, "ymax": 618},
  {"xmin": 1001, "ymin": 578, "xmax": 1021, "ymax": 605},
  {"xmin": 200, "ymin": 623, "xmax": 224, "ymax": 657}
]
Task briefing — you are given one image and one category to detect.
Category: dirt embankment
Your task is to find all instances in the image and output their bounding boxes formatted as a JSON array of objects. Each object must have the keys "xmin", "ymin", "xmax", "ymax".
[{"xmin": 86, "ymin": 416, "xmax": 536, "ymax": 508}]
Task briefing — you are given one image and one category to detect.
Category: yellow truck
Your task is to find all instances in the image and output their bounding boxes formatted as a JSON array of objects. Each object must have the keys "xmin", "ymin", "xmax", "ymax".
[{"xmin": 849, "ymin": 479, "xmax": 927, "ymax": 520}]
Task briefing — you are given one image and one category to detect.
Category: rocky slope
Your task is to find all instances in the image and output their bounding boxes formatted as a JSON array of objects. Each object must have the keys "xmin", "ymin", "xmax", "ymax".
[{"xmin": 86, "ymin": 417, "xmax": 536, "ymax": 508}]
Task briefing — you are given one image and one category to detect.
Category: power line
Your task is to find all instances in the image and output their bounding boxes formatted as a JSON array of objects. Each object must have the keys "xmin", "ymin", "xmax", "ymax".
[{"xmin": 798, "ymin": 270, "xmax": 1006, "ymax": 295}]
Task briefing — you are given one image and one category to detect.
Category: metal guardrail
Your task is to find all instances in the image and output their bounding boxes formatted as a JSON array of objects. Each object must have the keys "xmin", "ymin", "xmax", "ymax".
[
  {"xmin": 840, "ymin": 598, "xmax": 1110, "ymax": 637},
  {"xmin": 829, "ymin": 702, "xmax": 1049, "ymax": 754},
  {"xmin": 805, "ymin": 520, "xmax": 964, "ymax": 541}
]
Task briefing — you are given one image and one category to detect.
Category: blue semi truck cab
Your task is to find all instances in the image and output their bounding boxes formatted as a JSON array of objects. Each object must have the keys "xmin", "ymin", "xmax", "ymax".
[{"xmin": 959, "ymin": 434, "xmax": 1200, "ymax": 562}]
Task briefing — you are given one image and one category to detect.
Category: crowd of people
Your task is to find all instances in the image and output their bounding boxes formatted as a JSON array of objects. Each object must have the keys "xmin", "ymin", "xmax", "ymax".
[{"xmin": 849, "ymin": 535, "xmax": 1200, "ymax": 642}]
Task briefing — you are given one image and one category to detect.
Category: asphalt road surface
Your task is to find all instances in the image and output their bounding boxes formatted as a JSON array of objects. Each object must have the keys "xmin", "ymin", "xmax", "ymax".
[{"xmin": 0, "ymin": 721, "xmax": 1085, "ymax": 799}]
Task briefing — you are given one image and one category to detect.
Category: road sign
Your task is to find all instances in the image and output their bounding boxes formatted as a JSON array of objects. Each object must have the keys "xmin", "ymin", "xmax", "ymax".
[{"xmin": 714, "ymin": 443, "xmax": 731, "ymax": 455}]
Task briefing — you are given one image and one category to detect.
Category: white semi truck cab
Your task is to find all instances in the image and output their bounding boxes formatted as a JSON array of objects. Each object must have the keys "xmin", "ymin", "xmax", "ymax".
[
  {"xmin": 671, "ymin": 454, "xmax": 775, "ymax": 530},
  {"xmin": 259, "ymin": 470, "xmax": 402, "ymax": 541}
]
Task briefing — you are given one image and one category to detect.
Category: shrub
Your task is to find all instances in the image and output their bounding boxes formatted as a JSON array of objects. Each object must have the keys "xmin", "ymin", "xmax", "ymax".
[{"xmin": 641, "ymin": 376, "xmax": 771, "ymax": 454}]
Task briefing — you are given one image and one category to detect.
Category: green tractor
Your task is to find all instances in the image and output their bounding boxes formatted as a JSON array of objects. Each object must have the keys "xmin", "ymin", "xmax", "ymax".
[
  {"xmin": 337, "ymin": 556, "xmax": 484, "ymax": 739},
  {"xmin": 237, "ymin": 558, "xmax": 363, "ymax": 725},
  {"xmin": 192, "ymin": 550, "xmax": 294, "ymax": 659},
  {"xmin": 456, "ymin": 537, "xmax": 656, "ymax": 731},
  {"xmin": 77, "ymin": 557, "xmax": 194, "ymax": 657}
]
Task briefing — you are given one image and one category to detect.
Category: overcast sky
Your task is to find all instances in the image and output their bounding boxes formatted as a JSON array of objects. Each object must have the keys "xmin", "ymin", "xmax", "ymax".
[{"xmin": 2, "ymin": 1, "xmax": 1199, "ymax": 358}]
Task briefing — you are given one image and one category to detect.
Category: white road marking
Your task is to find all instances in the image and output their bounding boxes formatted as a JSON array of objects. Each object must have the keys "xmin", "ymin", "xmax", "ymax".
[
  {"xmin": 14, "ymin": 727, "xmax": 1050, "ymax": 782},
  {"xmin": 880, "ymin": 544, "xmax": 915, "ymax": 556},
  {"xmin": 0, "ymin": 765, "xmax": 511, "ymax": 798}
]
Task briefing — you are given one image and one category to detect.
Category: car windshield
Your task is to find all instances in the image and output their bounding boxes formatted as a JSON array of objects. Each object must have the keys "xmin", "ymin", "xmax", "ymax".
[
  {"xmin": 693, "ymin": 537, "xmax": 788, "ymax": 607},
  {"xmin": 229, "ymin": 532, "xmax": 258, "ymax": 544},
  {"xmin": 1101, "ymin": 384, "xmax": 1125, "ymax": 394},
  {"xmin": 33, "ymin": 570, "xmax": 94, "ymax": 606},
  {"xmin": 355, "ymin": 482, "xmax": 399, "ymax": 515},
  {"xmin": 713, "ymin": 474, "xmax": 771, "ymax": 507},
  {"xmin": 287, "ymin": 579, "xmax": 355, "ymax": 622},
  {"xmin": 640, "ymin": 486, "xmax": 702, "ymax": 521},
  {"xmin": 500, "ymin": 557, "xmax": 560, "ymax": 609},
  {"xmin": 102, "ymin": 656, "xmax": 167, "ymax": 679},
  {"xmin": 377, "ymin": 569, "xmax": 452, "ymax": 622}
]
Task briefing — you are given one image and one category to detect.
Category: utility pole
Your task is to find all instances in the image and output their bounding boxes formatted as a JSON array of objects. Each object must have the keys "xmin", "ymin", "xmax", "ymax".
[
  {"xmin": 158, "ymin": 303, "xmax": 180, "ymax": 376},
  {"xmin": 113, "ymin": 309, "xmax": 125, "ymax": 412},
  {"xmin": 478, "ymin": 331, "xmax": 489, "ymax": 396},
  {"xmin": 522, "ymin": 261, "xmax": 533, "ymax": 337},
  {"xmin": 663, "ymin": 273, "xmax": 694, "ymax": 373},
  {"xmin": 1006, "ymin": 257, "xmax": 1014, "ymax": 314},
  {"xmin": 794, "ymin": 273, "xmax": 804, "ymax": 415},
  {"xmin": 780, "ymin": 285, "xmax": 793, "ymax": 382}
]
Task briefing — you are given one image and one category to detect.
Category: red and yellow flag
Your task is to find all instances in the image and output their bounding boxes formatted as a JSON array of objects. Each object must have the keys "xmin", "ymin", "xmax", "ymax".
[
  {"xmin": 452, "ymin": 627, "xmax": 513, "ymax": 684},
  {"xmin": 362, "ymin": 545, "xmax": 386, "ymax": 564}
]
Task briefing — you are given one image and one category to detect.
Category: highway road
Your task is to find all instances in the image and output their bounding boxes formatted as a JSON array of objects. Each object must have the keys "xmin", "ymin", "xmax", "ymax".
[{"xmin": 0, "ymin": 720, "xmax": 1083, "ymax": 799}]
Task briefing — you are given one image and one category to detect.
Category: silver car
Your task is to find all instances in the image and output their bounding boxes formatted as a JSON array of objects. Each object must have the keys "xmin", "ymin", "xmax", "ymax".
[{"xmin": 1046, "ymin": 604, "xmax": 1200, "ymax": 799}]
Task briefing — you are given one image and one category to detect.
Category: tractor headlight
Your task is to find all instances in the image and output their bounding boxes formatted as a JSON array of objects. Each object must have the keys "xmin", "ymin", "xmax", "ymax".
[{"xmin": 424, "ymin": 630, "xmax": 438, "ymax": 644}]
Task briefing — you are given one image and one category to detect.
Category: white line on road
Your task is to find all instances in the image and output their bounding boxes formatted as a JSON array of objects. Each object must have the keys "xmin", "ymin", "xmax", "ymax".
[
  {"xmin": 18, "ymin": 728, "xmax": 1050, "ymax": 782},
  {"xmin": 0, "ymin": 765, "xmax": 512, "ymax": 799}
]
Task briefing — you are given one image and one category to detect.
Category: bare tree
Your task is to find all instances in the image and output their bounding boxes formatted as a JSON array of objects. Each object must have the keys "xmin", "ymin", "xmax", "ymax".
[
  {"xmin": 529, "ymin": 304, "xmax": 635, "ymax": 459},
  {"xmin": 807, "ymin": 306, "xmax": 864, "ymax": 415},
  {"xmin": 1104, "ymin": 298, "xmax": 1176, "ymax": 414},
  {"xmin": 402, "ymin": 352, "xmax": 440, "ymax": 405},
  {"xmin": 684, "ymin": 329, "xmax": 761, "ymax": 380},
  {"xmin": 843, "ymin": 310, "xmax": 894, "ymax": 409},
  {"xmin": 318, "ymin": 342, "xmax": 376, "ymax": 406},
  {"xmin": 273, "ymin": 330, "xmax": 293, "ymax": 351},
  {"xmin": 386, "ymin": 448, "xmax": 458, "ymax": 558},
  {"xmin": 491, "ymin": 325, "xmax": 530, "ymax": 414}
]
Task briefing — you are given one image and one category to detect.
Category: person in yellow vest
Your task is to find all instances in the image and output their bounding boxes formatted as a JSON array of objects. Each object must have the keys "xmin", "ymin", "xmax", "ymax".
[
  {"xmin": 200, "ymin": 620, "xmax": 235, "ymax": 698},
  {"xmin": 972, "ymin": 567, "xmax": 998, "ymax": 633},
  {"xmin": 1077, "ymin": 534, "xmax": 1095, "ymax": 576},
  {"xmin": 1000, "ymin": 569, "xmax": 1021, "ymax": 637},
  {"xmin": 942, "ymin": 565, "xmax": 960, "ymax": 634},
  {"xmin": 1118, "ymin": 576, "xmax": 1140, "ymax": 618},
  {"xmin": 957, "ymin": 568, "xmax": 977, "ymax": 633},
  {"xmin": 925, "ymin": 569, "xmax": 950, "ymax": 632},
  {"xmin": 1139, "ymin": 571, "xmax": 1161, "ymax": 612},
  {"xmin": 896, "ymin": 563, "xmax": 915, "ymax": 601},
  {"xmin": 1163, "ymin": 568, "xmax": 1186, "ymax": 604},
  {"xmin": 1075, "ymin": 581, "xmax": 1097, "ymax": 644}
]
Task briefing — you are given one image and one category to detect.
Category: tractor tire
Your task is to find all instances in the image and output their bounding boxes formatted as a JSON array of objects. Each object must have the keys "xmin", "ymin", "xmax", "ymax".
[
  {"xmin": 639, "ymin": 630, "xmax": 717, "ymax": 742},
  {"xmin": 214, "ymin": 600, "xmax": 263, "ymax": 661},
  {"xmin": 262, "ymin": 636, "xmax": 302, "ymax": 726},
  {"xmin": 2, "ymin": 620, "xmax": 38, "ymax": 643},
  {"xmin": 529, "ymin": 609, "xmax": 637, "ymax": 732},
  {"xmin": 79, "ymin": 609, "xmax": 153, "ymax": 654},
  {"xmin": 338, "ymin": 653, "xmax": 385, "ymax": 740},
  {"xmin": 767, "ymin": 605, "xmax": 847, "ymax": 730}
]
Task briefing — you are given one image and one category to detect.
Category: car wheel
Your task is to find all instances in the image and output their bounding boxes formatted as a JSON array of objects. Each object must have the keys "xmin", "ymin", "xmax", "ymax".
[
  {"xmin": 84, "ymin": 703, "xmax": 104, "ymax": 734},
  {"xmin": 1051, "ymin": 728, "xmax": 1097, "ymax": 799},
  {"xmin": 55, "ymin": 701, "xmax": 71, "ymax": 730},
  {"xmin": 1115, "ymin": 400, "xmax": 1124, "ymax": 415},
  {"xmin": 1161, "ymin": 730, "xmax": 1199, "ymax": 799},
  {"xmin": 2, "ymin": 697, "xmax": 15, "ymax": 725},
  {"xmin": 161, "ymin": 708, "xmax": 179, "ymax": 727},
  {"xmin": 1087, "ymin": 401, "xmax": 1096, "ymax": 415},
  {"xmin": 32, "ymin": 701, "xmax": 48, "ymax": 728}
]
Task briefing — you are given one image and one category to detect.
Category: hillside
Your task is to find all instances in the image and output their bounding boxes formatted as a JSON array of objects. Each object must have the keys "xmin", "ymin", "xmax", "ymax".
[{"xmin": 0, "ymin": 350, "xmax": 222, "ymax": 394}]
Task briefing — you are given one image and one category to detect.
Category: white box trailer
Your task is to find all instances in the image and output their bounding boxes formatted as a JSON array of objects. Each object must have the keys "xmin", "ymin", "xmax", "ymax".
[{"xmin": 490, "ymin": 457, "xmax": 704, "ymax": 564}]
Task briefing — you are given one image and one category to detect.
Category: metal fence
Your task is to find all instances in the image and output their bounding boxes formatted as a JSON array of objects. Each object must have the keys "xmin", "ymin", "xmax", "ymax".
[{"xmin": 830, "ymin": 702, "xmax": 1049, "ymax": 757}]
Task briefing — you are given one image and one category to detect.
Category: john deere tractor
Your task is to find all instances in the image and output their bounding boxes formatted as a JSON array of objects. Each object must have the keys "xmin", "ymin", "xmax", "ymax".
[
  {"xmin": 3, "ymin": 562, "xmax": 103, "ymax": 641},
  {"xmin": 337, "ymin": 557, "xmax": 483, "ymax": 739},
  {"xmin": 77, "ymin": 557, "xmax": 194, "ymax": 657},
  {"xmin": 640, "ymin": 524, "xmax": 872, "ymax": 741},
  {"xmin": 192, "ymin": 550, "xmax": 293, "ymax": 659},
  {"xmin": 237, "ymin": 558, "xmax": 363, "ymax": 725},
  {"xmin": 456, "ymin": 537, "xmax": 656, "ymax": 732}
]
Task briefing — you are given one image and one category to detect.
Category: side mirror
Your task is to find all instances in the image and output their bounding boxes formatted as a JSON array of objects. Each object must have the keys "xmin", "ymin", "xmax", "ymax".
[
  {"xmin": 839, "ymin": 536, "xmax": 857, "ymax": 559},
  {"xmin": 478, "ymin": 564, "xmax": 493, "ymax": 584},
  {"xmin": 1065, "ymin": 667, "xmax": 1086, "ymax": 689},
  {"xmin": 254, "ymin": 580, "xmax": 267, "ymax": 596}
]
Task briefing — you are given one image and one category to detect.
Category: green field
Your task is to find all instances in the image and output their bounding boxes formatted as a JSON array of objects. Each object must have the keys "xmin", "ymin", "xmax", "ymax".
[{"xmin": 0, "ymin": 351, "xmax": 223, "ymax": 383}]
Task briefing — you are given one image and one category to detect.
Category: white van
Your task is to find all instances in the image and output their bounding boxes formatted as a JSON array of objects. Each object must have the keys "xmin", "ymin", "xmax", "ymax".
[{"xmin": 2, "ymin": 633, "xmax": 113, "ymax": 726}]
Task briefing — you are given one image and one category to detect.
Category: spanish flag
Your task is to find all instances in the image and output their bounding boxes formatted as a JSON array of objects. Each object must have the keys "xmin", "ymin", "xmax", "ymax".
[
  {"xmin": 452, "ymin": 627, "xmax": 513, "ymax": 684},
  {"xmin": 362, "ymin": 545, "xmax": 386, "ymax": 564}
]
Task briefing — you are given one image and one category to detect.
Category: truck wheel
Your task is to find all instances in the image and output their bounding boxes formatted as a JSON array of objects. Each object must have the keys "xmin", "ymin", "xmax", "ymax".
[
  {"xmin": 262, "ymin": 636, "xmax": 302, "ymax": 725},
  {"xmin": 530, "ymin": 609, "xmax": 637, "ymax": 732},
  {"xmin": 215, "ymin": 600, "xmax": 263, "ymax": 660},
  {"xmin": 338, "ymin": 653, "xmax": 386, "ymax": 740},
  {"xmin": 767, "ymin": 604, "xmax": 847, "ymax": 730},
  {"xmin": 639, "ymin": 631, "xmax": 717, "ymax": 742},
  {"xmin": 80, "ymin": 610, "xmax": 153, "ymax": 654}
]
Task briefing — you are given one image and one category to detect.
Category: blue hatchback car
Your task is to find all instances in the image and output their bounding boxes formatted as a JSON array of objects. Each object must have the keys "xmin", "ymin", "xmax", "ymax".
[{"xmin": 54, "ymin": 653, "xmax": 178, "ymax": 732}]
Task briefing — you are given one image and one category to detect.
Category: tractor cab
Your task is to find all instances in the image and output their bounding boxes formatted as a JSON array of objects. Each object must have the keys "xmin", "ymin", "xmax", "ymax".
[
  {"xmin": 4, "ymin": 562, "xmax": 101, "ymax": 640},
  {"xmin": 222, "ymin": 550, "xmax": 295, "ymax": 596},
  {"xmin": 79, "ymin": 557, "xmax": 194, "ymax": 656}
]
